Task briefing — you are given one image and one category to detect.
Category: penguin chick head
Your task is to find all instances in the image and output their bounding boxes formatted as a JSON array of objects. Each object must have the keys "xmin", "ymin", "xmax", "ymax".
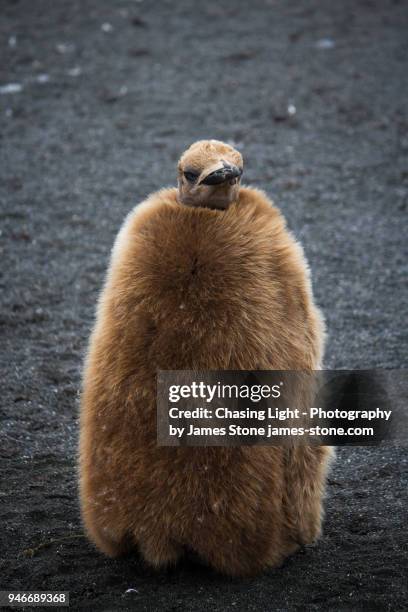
[{"xmin": 177, "ymin": 140, "xmax": 243, "ymax": 210}]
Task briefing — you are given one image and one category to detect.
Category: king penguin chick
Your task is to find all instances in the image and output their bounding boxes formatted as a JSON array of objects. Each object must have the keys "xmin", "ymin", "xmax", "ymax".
[{"xmin": 79, "ymin": 139, "xmax": 333, "ymax": 577}]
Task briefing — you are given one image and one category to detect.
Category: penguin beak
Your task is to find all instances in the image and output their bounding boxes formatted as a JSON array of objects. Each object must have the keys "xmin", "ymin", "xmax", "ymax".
[{"xmin": 198, "ymin": 161, "xmax": 242, "ymax": 186}]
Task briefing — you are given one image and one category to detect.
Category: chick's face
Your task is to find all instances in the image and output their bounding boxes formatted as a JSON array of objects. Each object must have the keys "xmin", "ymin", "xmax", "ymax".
[{"xmin": 177, "ymin": 140, "xmax": 243, "ymax": 210}]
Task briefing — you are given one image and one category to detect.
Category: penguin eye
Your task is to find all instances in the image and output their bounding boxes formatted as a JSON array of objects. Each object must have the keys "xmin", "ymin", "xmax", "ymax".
[{"xmin": 184, "ymin": 171, "xmax": 199, "ymax": 183}]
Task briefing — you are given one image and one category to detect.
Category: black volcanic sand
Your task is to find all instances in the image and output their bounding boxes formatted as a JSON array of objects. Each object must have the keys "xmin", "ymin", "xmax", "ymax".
[{"xmin": 1, "ymin": 1, "xmax": 407, "ymax": 610}]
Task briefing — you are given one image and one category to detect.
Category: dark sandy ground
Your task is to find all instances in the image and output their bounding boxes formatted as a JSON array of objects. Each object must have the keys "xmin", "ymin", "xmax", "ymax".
[{"xmin": 1, "ymin": 0, "xmax": 407, "ymax": 610}]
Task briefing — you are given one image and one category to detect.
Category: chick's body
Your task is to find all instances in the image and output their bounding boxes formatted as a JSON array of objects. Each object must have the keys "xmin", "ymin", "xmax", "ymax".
[{"xmin": 79, "ymin": 142, "xmax": 332, "ymax": 577}]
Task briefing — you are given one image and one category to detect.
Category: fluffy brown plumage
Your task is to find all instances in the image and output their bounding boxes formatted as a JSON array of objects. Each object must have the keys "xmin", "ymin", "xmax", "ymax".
[{"xmin": 79, "ymin": 139, "xmax": 333, "ymax": 576}]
